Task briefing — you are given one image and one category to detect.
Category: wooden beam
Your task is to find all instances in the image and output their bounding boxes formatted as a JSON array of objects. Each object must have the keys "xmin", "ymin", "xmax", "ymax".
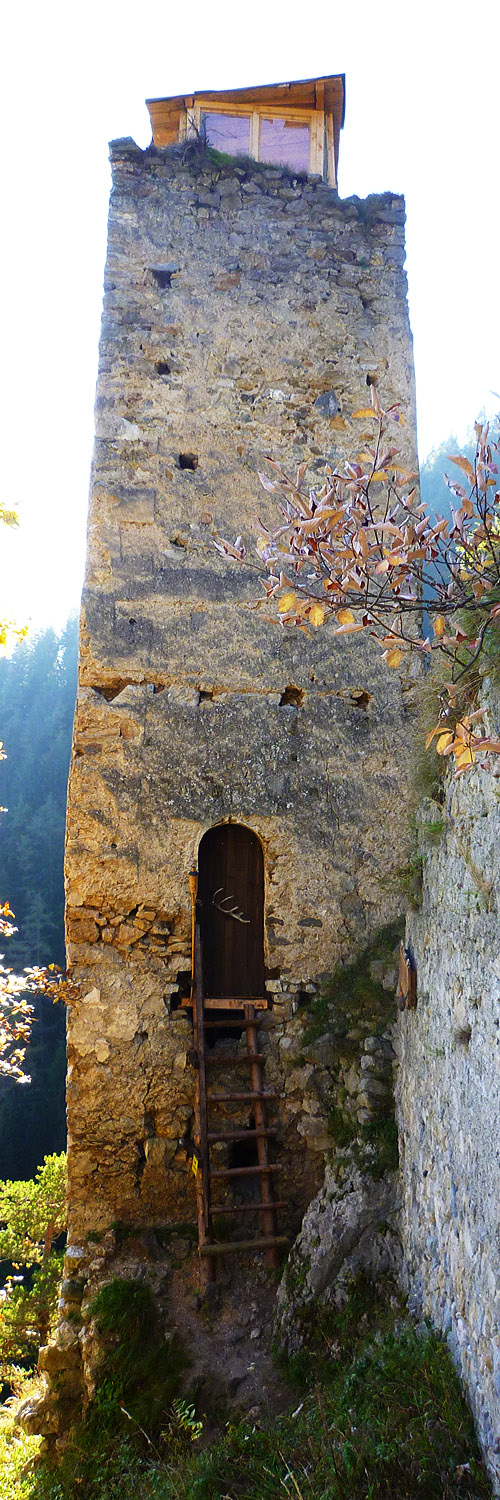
[
  {"xmin": 249, "ymin": 110, "xmax": 260, "ymax": 159},
  {"xmin": 200, "ymin": 1236, "xmax": 288, "ymax": 1255},
  {"xmin": 182, "ymin": 994, "xmax": 269, "ymax": 1009},
  {"xmin": 326, "ymin": 112, "xmax": 336, "ymax": 188},
  {"xmin": 211, "ymin": 1162, "xmax": 281, "ymax": 1178}
]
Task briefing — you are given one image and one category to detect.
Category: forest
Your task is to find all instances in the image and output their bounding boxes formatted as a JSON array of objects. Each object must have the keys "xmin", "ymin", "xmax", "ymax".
[{"xmin": 0, "ymin": 618, "xmax": 78, "ymax": 1180}]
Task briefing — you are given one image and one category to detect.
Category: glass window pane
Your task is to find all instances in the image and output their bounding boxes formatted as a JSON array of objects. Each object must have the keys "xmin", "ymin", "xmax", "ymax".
[
  {"xmin": 259, "ymin": 117, "xmax": 310, "ymax": 173},
  {"xmin": 204, "ymin": 113, "xmax": 251, "ymax": 155}
]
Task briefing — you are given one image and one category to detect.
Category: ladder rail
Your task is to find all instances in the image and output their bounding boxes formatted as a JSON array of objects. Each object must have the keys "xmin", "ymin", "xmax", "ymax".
[
  {"xmin": 189, "ymin": 954, "xmax": 285, "ymax": 1272},
  {"xmin": 193, "ymin": 924, "xmax": 215, "ymax": 1280},
  {"xmin": 244, "ymin": 1003, "xmax": 280, "ymax": 1268}
]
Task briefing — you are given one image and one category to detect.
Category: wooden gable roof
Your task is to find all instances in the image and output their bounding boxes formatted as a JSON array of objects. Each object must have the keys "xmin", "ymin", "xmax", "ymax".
[{"xmin": 146, "ymin": 74, "xmax": 345, "ymax": 185}]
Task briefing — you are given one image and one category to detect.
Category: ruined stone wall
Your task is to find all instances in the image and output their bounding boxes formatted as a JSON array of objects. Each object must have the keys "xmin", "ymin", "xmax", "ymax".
[
  {"xmin": 396, "ymin": 693, "xmax": 500, "ymax": 1492},
  {"xmin": 65, "ymin": 138, "xmax": 418, "ymax": 1245}
]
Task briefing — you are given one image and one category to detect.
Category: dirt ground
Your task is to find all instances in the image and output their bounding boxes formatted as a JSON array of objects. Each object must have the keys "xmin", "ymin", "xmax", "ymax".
[{"xmin": 168, "ymin": 1250, "xmax": 295, "ymax": 1431}]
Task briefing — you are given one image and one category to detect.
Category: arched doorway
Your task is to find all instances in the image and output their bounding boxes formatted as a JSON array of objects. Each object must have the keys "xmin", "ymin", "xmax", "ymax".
[{"xmin": 197, "ymin": 824, "xmax": 264, "ymax": 999}]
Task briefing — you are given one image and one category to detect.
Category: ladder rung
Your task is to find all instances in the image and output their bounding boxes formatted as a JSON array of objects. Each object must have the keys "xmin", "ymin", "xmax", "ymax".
[
  {"xmin": 203, "ymin": 1020, "xmax": 263, "ymax": 1030},
  {"xmin": 184, "ymin": 996, "xmax": 268, "ymax": 1010},
  {"xmin": 207, "ymin": 1127, "xmax": 278, "ymax": 1143},
  {"xmin": 207, "ymin": 1091, "xmax": 278, "ymax": 1103},
  {"xmin": 211, "ymin": 1200, "xmax": 287, "ymax": 1215},
  {"xmin": 211, "ymin": 1163, "xmax": 282, "ymax": 1179},
  {"xmin": 204, "ymin": 996, "xmax": 267, "ymax": 1007},
  {"xmin": 205, "ymin": 1054, "xmax": 266, "ymax": 1067},
  {"xmin": 201, "ymin": 1236, "xmax": 288, "ymax": 1256}
]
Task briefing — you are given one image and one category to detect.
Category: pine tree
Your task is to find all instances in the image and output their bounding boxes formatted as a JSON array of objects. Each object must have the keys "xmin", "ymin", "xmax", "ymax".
[{"xmin": 0, "ymin": 620, "xmax": 77, "ymax": 1178}]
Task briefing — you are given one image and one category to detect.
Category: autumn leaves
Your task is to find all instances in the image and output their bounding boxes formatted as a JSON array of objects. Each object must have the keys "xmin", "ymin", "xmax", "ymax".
[{"xmin": 216, "ymin": 384, "xmax": 500, "ymax": 778}]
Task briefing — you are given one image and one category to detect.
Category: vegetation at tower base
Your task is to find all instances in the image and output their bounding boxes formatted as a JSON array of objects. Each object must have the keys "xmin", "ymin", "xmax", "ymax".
[
  {"xmin": 0, "ymin": 1154, "xmax": 66, "ymax": 1389},
  {"xmin": 84, "ymin": 1279, "xmax": 187, "ymax": 1437},
  {"xmin": 0, "ymin": 1286, "xmax": 491, "ymax": 1499},
  {"xmin": 216, "ymin": 392, "xmax": 500, "ymax": 777}
]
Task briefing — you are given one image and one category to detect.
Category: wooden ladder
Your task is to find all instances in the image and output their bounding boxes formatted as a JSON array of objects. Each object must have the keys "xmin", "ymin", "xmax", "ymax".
[{"xmin": 190, "ymin": 925, "xmax": 287, "ymax": 1280}]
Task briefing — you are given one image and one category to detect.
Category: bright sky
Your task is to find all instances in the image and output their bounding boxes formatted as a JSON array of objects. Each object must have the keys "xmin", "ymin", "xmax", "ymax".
[{"xmin": 2, "ymin": 0, "xmax": 499, "ymax": 634}]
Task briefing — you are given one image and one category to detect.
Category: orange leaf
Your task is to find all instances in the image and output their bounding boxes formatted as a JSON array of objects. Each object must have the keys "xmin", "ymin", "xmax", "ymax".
[
  {"xmin": 277, "ymin": 592, "xmax": 296, "ymax": 613},
  {"xmin": 425, "ymin": 721, "xmax": 452, "ymax": 749},
  {"xmin": 454, "ymin": 746, "xmax": 475, "ymax": 768},
  {"xmin": 447, "ymin": 454, "xmax": 475, "ymax": 484},
  {"xmin": 336, "ymin": 608, "xmax": 355, "ymax": 626},
  {"xmin": 432, "ymin": 615, "xmax": 446, "ymax": 638},
  {"xmin": 352, "ymin": 408, "xmax": 375, "ymax": 420},
  {"xmin": 309, "ymin": 603, "xmax": 325, "ymax": 628}
]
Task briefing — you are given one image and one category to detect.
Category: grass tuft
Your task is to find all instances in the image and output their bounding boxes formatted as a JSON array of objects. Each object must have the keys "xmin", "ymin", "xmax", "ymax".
[{"xmin": 85, "ymin": 1278, "xmax": 187, "ymax": 1440}]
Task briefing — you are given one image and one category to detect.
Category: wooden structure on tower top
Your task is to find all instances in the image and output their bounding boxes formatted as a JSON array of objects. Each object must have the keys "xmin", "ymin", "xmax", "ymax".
[{"xmin": 146, "ymin": 73, "xmax": 345, "ymax": 186}]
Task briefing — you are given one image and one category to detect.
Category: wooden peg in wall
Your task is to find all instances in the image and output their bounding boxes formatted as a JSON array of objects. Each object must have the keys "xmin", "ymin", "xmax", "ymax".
[{"xmin": 397, "ymin": 942, "xmax": 417, "ymax": 1010}]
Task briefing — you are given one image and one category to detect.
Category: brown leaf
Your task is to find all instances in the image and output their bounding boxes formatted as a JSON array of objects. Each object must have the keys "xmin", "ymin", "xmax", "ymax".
[
  {"xmin": 333, "ymin": 621, "xmax": 365, "ymax": 636},
  {"xmin": 447, "ymin": 454, "xmax": 475, "ymax": 484}
]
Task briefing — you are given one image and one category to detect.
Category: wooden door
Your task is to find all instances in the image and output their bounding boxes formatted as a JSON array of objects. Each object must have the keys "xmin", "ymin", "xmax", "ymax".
[{"xmin": 198, "ymin": 824, "xmax": 264, "ymax": 998}]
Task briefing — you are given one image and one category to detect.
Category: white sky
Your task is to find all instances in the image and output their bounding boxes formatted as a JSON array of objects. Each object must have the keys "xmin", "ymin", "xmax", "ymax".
[{"xmin": 1, "ymin": 0, "xmax": 499, "ymax": 634}]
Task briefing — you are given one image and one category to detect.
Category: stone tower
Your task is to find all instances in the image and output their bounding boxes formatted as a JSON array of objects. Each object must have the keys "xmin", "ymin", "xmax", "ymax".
[{"xmin": 64, "ymin": 74, "xmax": 418, "ymax": 1259}]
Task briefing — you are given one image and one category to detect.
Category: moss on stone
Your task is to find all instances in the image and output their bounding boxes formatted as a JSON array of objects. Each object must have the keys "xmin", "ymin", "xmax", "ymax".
[
  {"xmin": 326, "ymin": 1105, "xmax": 358, "ymax": 1148},
  {"xmin": 87, "ymin": 1278, "xmax": 186, "ymax": 1437},
  {"xmin": 360, "ymin": 1114, "xmax": 399, "ymax": 1179},
  {"xmin": 304, "ymin": 920, "xmax": 403, "ymax": 1046}
]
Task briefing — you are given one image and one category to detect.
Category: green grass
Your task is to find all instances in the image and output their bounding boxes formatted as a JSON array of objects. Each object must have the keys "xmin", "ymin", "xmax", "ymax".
[
  {"xmin": 163, "ymin": 136, "xmax": 309, "ymax": 185},
  {"xmin": 0, "ymin": 1404, "xmax": 41, "ymax": 1500},
  {"xmin": 85, "ymin": 1279, "xmax": 187, "ymax": 1438},
  {"xmin": 420, "ymin": 818, "xmax": 447, "ymax": 844},
  {"xmin": 0, "ymin": 1284, "xmax": 491, "ymax": 1500}
]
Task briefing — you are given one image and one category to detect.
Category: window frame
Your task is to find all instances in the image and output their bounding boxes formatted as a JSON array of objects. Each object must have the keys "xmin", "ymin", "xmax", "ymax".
[{"xmin": 184, "ymin": 100, "xmax": 325, "ymax": 178}]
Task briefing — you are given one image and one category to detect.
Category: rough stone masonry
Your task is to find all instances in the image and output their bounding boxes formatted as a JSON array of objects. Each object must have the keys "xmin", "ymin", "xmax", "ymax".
[
  {"xmin": 64, "ymin": 137, "xmax": 418, "ymax": 1253},
  {"xmin": 397, "ymin": 687, "xmax": 500, "ymax": 1493}
]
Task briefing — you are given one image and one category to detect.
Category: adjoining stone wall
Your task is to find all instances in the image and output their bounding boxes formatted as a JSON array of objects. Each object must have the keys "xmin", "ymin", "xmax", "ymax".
[
  {"xmin": 65, "ymin": 137, "xmax": 418, "ymax": 1245},
  {"xmin": 396, "ymin": 703, "xmax": 500, "ymax": 1492}
]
